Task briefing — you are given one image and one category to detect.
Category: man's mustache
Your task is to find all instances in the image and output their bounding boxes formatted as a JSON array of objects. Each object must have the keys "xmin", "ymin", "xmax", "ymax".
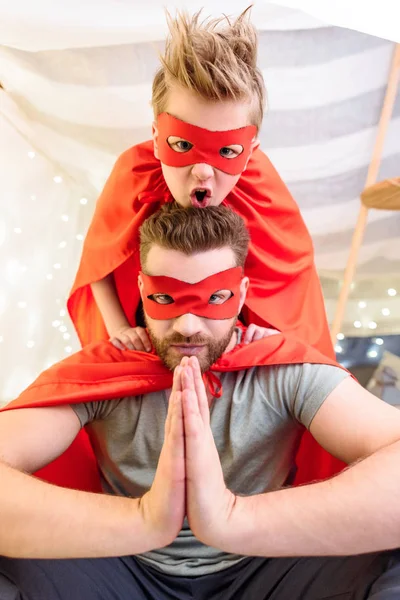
[{"xmin": 165, "ymin": 334, "xmax": 209, "ymax": 345}]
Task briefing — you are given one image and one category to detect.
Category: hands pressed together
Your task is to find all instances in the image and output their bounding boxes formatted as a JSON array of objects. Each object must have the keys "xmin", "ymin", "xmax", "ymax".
[{"xmin": 138, "ymin": 356, "xmax": 243, "ymax": 551}]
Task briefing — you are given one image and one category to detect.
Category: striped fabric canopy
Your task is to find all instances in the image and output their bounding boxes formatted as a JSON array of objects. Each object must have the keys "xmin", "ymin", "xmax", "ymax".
[{"xmin": 0, "ymin": 0, "xmax": 399, "ymax": 401}]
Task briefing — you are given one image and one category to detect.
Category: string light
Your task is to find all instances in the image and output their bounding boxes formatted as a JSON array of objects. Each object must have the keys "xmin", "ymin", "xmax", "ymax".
[
  {"xmin": 63, "ymin": 333, "xmax": 71, "ymax": 340},
  {"xmin": 13, "ymin": 228, "xmax": 22, "ymax": 234},
  {"xmin": 59, "ymin": 326, "xmax": 67, "ymax": 333},
  {"xmin": 53, "ymin": 263, "xmax": 61, "ymax": 270},
  {"xmin": 59, "ymin": 309, "xmax": 66, "ymax": 317},
  {"xmin": 388, "ymin": 288, "xmax": 397, "ymax": 297},
  {"xmin": 64, "ymin": 346, "xmax": 72, "ymax": 354},
  {"xmin": 61, "ymin": 215, "xmax": 69, "ymax": 222},
  {"xmin": 80, "ymin": 197, "xmax": 88, "ymax": 205},
  {"xmin": 26, "ymin": 341, "xmax": 35, "ymax": 348},
  {"xmin": 30, "ymin": 195, "xmax": 36, "ymax": 201},
  {"xmin": 382, "ymin": 308, "xmax": 390, "ymax": 316},
  {"xmin": 367, "ymin": 349, "xmax": 378, "ymax": 358},
  {"xmin": 53, "ymin": 176, "xmax": 63, "ymax": 184},
  {"xmin": 75, "ymin": 234, "xmax": 83, "ymax": 241},
  {"xmin": 27, "ymin": 151, "xmax": 35, "ymax": 159},
  {"xmin": 354, "ymin": 320, "xmax": 362, "ymax": 328},
  {"xmin": 17, "ymin": 301, "xmax": 27, "ymax": 309},
  {"xmin": 358, "ymin": 301, "xmax": 367, "ymax": 308},
  {"xmin": 335, "ymin": 344, "xmax": 343, "ymax": 353},
  {"xmin": 368, "ymin": 321, "xmax": 377, "ymax": 330},
  {"xmin": 336, "ymin": 333, "xmax": 345, "ymax": 340},
  {"xmin": 46, "ymin": 274, "xmax": 53, "ymax": 280},
  {"xmin": 58, "ymin": 241, "xmax": 67, "ymax": 249},
  {"xmin": 375, "ymin": 338, "xmax": 384, "ymax": 345},
  {"xmin": 52, "ymin": 320, "xmax": 61, "ymax": 328}
]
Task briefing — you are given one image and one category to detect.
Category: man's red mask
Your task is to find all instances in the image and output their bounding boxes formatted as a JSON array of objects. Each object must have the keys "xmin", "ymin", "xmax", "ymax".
[
  {"xmin": 140, "ymin": 267, "xmax": 243, "ymax": 320},
  {"xmin": 156, "ymin": 113, "xmax": 257, "ymax": 176}
]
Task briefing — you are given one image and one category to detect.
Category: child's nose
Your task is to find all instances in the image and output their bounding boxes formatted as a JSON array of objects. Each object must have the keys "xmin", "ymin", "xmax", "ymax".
[{"xmin": 191, "ymin": 162, "xmax": 214, "ymax": 180}]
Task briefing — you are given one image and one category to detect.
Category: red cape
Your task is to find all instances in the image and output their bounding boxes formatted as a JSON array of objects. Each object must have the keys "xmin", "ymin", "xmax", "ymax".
[{"xmin": 4, "ymin": 333, "xmax": 346, "ymax": 492}]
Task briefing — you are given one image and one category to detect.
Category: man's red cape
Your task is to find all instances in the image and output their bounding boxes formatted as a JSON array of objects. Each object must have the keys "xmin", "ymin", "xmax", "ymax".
[{"xmin": 3, "ymin": 333, "xmax": 347, "ymax": 493}]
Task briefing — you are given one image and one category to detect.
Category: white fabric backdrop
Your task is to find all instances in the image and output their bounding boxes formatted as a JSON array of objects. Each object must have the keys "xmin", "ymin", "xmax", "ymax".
[{"xmin": 0, "ymin": 1, "xmax": 399, "ymax": 402}]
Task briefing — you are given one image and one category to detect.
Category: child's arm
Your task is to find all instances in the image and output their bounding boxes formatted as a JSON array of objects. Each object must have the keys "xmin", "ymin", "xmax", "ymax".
[{"xmin": 91, "ymin": 275, "xmax": 151, "ymax": 351}]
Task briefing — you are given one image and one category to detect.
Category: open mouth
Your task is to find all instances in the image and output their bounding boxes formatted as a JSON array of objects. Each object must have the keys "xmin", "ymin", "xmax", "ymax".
[{"xmin": 190, "ymin": 188, "xmax": 212, "ymax": 208}]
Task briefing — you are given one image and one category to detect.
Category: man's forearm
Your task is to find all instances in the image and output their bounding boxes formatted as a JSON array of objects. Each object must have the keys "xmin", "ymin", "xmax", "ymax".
[
  {"xmin": 0, "ymin": 461, "xmax": 165, "ymax": 559},
  {"xmin": 223, "ymin": 439, "xmax": 400, "ymax": 557},
  {"xmin": 91, "ymin": 275, "xmax": 130, "ymax": 335}
]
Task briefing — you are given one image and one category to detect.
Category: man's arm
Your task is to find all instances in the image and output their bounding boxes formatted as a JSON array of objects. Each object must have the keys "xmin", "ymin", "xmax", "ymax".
[
  {"xmin": 219, "ymin": 377, "xmax": 400, "ymax": 556},
  {"xmin": 0, "ymin": 389, "xmax": 185, "ymax": 559},
  {"xmin": 181, "ymin": 361, "xmax": 400, "ymax": 556}
]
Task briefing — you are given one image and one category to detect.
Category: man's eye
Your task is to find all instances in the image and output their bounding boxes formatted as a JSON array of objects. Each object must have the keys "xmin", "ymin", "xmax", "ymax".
[
  {"xmin": 219, "ymin": 145, "xmax": 243, "ymax": 159},
  {"xmin": 167, "ymin": 137, "xmax": 194, "ymax": 153},
  {"xmin": 148, "ymin": 294, "xmax": 174, "ymax": 305},
  {"xmin": 209, "ymin": 290, "xmax": 233, "ymax": 305}
]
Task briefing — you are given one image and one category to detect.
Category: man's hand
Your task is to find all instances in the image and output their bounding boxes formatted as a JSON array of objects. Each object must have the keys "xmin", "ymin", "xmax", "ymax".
[
  {"xmin": 138, "ymin": 365, "xmax": 185, "ymax": 547},
  {"xmin": 109, "ymin": 326, "xmax": 152, "ymax": 352},
  {"xmin": 243, "ymin": 323, "xmax": 280, "ymax": 344},
  {"xmin": 181, "ymin": 357, "xmax": 236, "ymax": 547}
]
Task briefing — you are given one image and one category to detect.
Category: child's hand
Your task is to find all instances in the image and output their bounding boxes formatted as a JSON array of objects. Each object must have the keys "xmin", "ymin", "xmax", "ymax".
[
  {"xmin": 243, "ymin": 323, "xmax": 280, "ymax": 344},
  {"xmin": 109, "ymin": 326, "xmax": 152, "ymax": 352}
]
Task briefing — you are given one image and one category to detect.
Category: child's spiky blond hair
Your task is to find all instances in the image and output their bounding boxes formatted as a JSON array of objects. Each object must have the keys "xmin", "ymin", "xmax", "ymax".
[{"xmin": 152, "ymin": 7, "xmax": 266, "ymax": 129}]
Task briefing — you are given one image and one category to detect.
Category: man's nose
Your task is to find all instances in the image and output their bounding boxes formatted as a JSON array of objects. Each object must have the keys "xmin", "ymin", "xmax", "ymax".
[
  {"xmin": 191, "ymin": 162, "xmax": 214, "ymax": 180},
  {"xmin": 173, "ymin": 313, "xmax": 204, "ymax": 338}
]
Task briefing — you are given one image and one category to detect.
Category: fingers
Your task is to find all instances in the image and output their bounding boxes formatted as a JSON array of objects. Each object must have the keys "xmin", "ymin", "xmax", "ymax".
[
  {"xmin": 109, "ymin": 327, "xmax": 152, "ymax": 352},
  {"xmin": 243, "ymin": 324, "xmax": 280, "ymax": 343},
  {"xmin": 243, "ymin": 323, "xmax": 256, "ymax": 344},
  {"xmin": 188, "ymin": 357, "xmax": 209, "ymax": 425},
  {"xmin": 109, "ymin": 337, "xmax": 126, "ymax": 351},
  {"xmin": 166, "ymin": 366, "xmax": 182, "ymax": 436},
  {"xmin": 134, "ymin": 327, "xmax": 152, "ymax": 352},
  {"xmin": 168, "ymin": 391, "xmax": 184, "ymax": 455}
]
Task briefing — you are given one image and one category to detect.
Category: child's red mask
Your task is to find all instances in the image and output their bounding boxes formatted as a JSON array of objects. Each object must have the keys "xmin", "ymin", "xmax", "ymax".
[
  {"xmin": 156, "ymin": 113, "xmax": 257, "ymax": 176},
  {"xmin": 140, "ymin": 267, "xmax": 243, "ymax": 320}
]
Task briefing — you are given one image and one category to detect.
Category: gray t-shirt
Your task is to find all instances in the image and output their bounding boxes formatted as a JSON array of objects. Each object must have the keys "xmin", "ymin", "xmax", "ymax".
[{"xmin": 72, "ymin": 355, "xmax": 348, "ymax": 577}]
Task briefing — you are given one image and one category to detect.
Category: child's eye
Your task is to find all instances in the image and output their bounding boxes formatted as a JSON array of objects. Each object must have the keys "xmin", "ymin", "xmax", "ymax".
[
  {"xmin": 148, "ymin": 294, "xmax": 174, "ymax": 305},
  {"xmin": 219, "ymin": 145, "xmax": 243, "ymax": 159},
  {"xmin": 167, "ymin": 137, "xmax": 194, "ymax": 153},
  {"xmin": 209, "ymin": 290, "xmax": 233, "ymax": 305}
]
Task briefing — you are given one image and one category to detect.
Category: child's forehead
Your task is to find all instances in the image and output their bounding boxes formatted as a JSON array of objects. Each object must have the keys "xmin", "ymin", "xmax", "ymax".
[{"xmin": 164, "ymin": 85, "xmax": 253, "ymax": 132}]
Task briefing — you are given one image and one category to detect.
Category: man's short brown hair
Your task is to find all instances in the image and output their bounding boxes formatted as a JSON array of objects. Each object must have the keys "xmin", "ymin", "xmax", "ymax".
[
  {"xmin": 152, "ymin": 7, "xmax": 266, "ymax": 129},
  {"xmin": 139, "ymin": 203, "xmax": 250, "ymax": 272}
]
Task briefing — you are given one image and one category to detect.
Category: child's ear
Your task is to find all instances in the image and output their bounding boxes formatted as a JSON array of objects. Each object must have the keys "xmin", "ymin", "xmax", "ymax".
[
  {"xmin": 251, "ymin": 138, "xmax": 260, "ymax": 153},
  {"xmin": 243, "ymin": 137, "xmax": 260, "ymax": 171},
  {"xmin": 152, "ymin": 122, "xmax": 160, "ymax": 160}
]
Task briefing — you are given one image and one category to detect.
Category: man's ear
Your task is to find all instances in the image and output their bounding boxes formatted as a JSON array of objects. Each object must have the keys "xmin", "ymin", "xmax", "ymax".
[
  {"xmin": 238, "ymin": 276, "xmax": 250, "ymax": 313},
  {"xmin": 152, "ymin": 122, "xmax": 159, "ymax": 160}
]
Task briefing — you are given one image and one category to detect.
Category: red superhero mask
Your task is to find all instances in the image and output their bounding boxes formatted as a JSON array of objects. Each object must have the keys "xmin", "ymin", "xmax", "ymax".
[
  {"xmin": 156, "ymin": 113, "xmax": 257, "ymax": 176},
  {"xmin": 140, "ymin": 267, "xmax": 243, "ymax": 320}
]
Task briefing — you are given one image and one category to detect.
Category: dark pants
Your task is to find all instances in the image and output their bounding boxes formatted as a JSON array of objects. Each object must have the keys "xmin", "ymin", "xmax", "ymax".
[{"xmin": 0, "ymin": 551, "xmax": 399, "ymax": 600}]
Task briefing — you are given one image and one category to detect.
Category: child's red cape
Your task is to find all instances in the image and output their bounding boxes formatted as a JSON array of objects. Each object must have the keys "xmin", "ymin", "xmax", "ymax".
[
  {"xmin": 3, "ymin": 333, "xmax": 347, "ymax": 493},
  {"xmin": 67, "ymin": 142, "xmax": 333, "ymax": 357}
]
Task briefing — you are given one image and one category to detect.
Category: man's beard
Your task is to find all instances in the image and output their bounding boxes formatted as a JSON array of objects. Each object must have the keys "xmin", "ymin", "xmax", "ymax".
[{"xmin": 145, "ymin": 317, "xmax": 237, "ymax": 373}]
